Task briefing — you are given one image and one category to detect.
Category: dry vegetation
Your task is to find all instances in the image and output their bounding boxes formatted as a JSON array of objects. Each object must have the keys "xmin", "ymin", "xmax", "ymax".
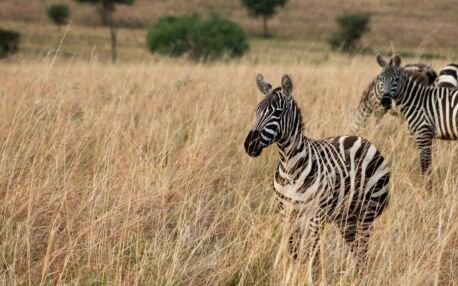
[
  {"xmin": 0, "ymin": 0, "xmax": 458, "ymax": 284},
  {"xmin": 0, "ymin": 51, "xmax": 457, "ymax": 285}
]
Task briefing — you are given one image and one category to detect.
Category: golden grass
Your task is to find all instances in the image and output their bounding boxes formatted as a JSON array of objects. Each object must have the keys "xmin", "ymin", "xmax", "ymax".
[{"xmin": 0, "ymin": 52, "xmax": 457, "ymax": 285}]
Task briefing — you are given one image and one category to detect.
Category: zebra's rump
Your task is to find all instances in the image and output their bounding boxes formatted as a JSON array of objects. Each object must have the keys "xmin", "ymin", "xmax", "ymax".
[
  {"xmin": 415, "ymin": 89, "xmax": 458, "ymax": 140},
  {"xmin": 327, "ymin": 136, "xmax": 389, "ymax": 219}
]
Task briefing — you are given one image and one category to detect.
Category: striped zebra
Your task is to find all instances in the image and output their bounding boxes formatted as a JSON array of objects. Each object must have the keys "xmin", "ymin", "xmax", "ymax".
[
  {"xmin": 351, "ymin": 63, "xmax": 437, "ymax": 131},
  {"xmin": 244, "ymin": 74, "xmax": 390, "ymax": 279},
  {"xmin": 436, "ymin": 63, "xmax": 458, "ymax": 88},
  {"xmin": 375, "ymin": 54, "xmax": 458, "ymax": 179}
]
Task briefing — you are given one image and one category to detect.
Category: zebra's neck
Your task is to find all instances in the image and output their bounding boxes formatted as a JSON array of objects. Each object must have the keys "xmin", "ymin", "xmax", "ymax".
[
  {"xmin": 395, "ymin": 71, "xmax": 429, "ymax": 110},
  {"xmin": 276, "ymin": 100, "xmax": 311, "ymax": 176}
]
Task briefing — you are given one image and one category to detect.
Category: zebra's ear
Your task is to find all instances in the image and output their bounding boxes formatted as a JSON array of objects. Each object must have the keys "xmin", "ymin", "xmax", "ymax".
[
  {"xmin": 393, "ymin": 55, "xmax": 401, "ymax": 67},
  {"xmin": 255, "ymin": 73, "xmax": 272, "ymax": 95},
  {"xmin": 281, "ymin": 74, "xmax": 293, "ymax": 96},
  {"xmin": 376, "ymin": 54, "xmax": 386, "ymax": 67}
]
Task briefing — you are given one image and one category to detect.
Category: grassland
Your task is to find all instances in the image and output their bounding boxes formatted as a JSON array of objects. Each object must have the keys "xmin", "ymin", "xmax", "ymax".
[
  {"xmin": 0, "ymin": 1, "xmax": 457, "ymax": 285},
  {"xmin": 0, "ymin": 50, "xmax": 457, "ymax": 285}
]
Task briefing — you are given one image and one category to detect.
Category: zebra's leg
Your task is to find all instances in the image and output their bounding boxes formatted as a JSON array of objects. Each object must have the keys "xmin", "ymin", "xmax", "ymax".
[
  {"xmin": 287, "ymin": 214, "xmax": 323, "ymax": 284},
  {"xmin": 304, "ymin": 214, "xmax": 323, "ymax": 285},
  {"xmin": 287, "ymin": 215, "xmax": 322, "ymax": 262},
  {"xmin": 351, "ymin": 210, "xmax": 377, "ymax": 271},
  {"xmin": 338, "ymin": 216, "xmax": 358, "ymax": 272},
  {"xmin": 339, "ymin": 216, "xmax": 357, "ymax": 249},
  {"xmin": 414, "ymin": 132, "xmax": 433, "ymax": 188}
]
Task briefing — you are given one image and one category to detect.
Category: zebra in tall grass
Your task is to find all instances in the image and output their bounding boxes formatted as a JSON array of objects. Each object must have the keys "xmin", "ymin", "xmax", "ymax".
[
  {"xmin": 436, "ymin": 63, "xmax": 458, "ymax": 88},
  {"xmin": 351, "ymin": 63, "xmax": 437, "ymax": 131},
  {"xmin": 375, "ymin": 54, "xmax": 458, "ymax": 179},
  {"xmin": 244, "ymin": 74, "xmax": 390, "ymax": 278}
]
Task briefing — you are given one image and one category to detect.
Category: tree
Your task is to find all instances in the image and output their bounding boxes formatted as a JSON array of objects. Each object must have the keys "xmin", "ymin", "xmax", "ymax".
[
  {"xmin": 241, "ymin": 0, "xmax": 287, "ymax": 37},
  {"xmin": 75, "ymin": 0, "xmax": 135, "ymax": 63},
  {"xmin": 329, "ymin": 12, "xmax": 371, "ymax": 53},
  {"xmin": 47, "ymin": 4, "xmax": 70, "ymax": 29}
]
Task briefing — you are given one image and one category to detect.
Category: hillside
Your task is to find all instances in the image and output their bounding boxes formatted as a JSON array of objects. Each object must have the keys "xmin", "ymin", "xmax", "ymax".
[{"xmin": 1, "ymin": 0, "xmax": 457, "ymax": 56}]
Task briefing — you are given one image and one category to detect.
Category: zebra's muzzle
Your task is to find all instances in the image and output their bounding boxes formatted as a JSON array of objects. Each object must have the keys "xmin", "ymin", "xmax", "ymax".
[
  {"xmin": 380, "ymin": 93, "xmax": 392, "ymax": 109},
  {"xmin": 244, "ymin": 130, "xmax": 263, "ymax": 157}
]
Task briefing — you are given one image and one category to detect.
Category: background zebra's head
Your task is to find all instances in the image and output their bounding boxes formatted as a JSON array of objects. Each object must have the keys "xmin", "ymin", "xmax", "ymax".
[
  {"xmin": 350, "ymin": 61, "xmax": 436, "ymax": 132},
  {"xmin": 375, "ymin": 54, "xmax": 402, "ymax": 109},
  {"xmin": 244, "ymin": 74, "xmax": 293, "ymax": 157}
]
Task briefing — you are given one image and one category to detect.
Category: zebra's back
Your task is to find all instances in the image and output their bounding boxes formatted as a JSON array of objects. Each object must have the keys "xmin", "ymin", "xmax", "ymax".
[{"xmin": 437, "ymin": 64, "xmax": 458, "ymax": 88}]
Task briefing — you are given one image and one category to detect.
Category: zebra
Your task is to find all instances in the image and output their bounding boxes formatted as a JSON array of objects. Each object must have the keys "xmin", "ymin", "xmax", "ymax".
[
  {"xmin": 351, "ymin": 63, "xmax": 437, "ymax": 131},
  {"xmin": 436, "ymin": 63, "xmax": 458, "ymax": 88},
  {"xmin": 244, "ymin": 73, "xmax": 390, "ymax": 280},
  {"xmin": 375, "ymin": 54, "xmax": 458, "ymax": 181}
]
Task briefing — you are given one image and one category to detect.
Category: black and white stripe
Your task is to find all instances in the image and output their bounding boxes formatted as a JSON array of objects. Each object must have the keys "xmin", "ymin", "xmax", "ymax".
[
  {"xmin": 375, "ymin": 54, "xmax": 458, "ymax": 181},
  {"xmin": 436, "ymin": 63, "xmax": 458, "ymax": 88},
  {"xmin": 244, "ymin": 74, "xmax": 390, "ymax": 275},
  {"xmin": 351, "ymin": 63, "xmax": 437, "ymax": 131}
]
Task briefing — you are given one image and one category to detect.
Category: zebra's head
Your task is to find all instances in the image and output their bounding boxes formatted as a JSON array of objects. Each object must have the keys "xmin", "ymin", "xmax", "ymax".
[
  {"xmin": 375, "ymin": 54, "xmax": 402, "ymax": 109},
  {"xmin": 244, "ymin": 73, "xmax": 293, "ymax": 157}
]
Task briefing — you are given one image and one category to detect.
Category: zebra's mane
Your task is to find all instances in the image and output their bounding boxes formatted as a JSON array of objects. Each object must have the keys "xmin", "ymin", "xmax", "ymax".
[{"xmin": 288, "ymin": 95, "xmax": 305, "ymax": 133}]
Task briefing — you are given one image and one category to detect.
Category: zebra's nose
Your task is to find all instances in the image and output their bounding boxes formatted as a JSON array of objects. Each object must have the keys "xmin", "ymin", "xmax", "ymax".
[
  {"xmin": 380, "ymin": 95, "xmax": 392, "ymax": 108},
  {"xmin": 244, "ymin": 130, "xmax": 261, "ymax": 156}
]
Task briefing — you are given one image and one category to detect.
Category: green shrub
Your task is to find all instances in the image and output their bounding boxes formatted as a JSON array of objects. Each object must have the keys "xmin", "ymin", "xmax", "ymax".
[
  {"xmin": 329, "ymin": 12, "xmax": 370, "ymax": 52},
  {"xmin": 146, "ymin": 15, "xmax": 199, "ymax": 57},
  {"xmin": 190, "ymin": 15, "xmax": 249, "ymax": 60},
  {"xmin": 146, "ymin": 14, "xmax": 249, "ymax": 60},
  {"xmin": 0, "ymin": 29, "xmax": 20, "ymax": 58},
  {"xmin": 47, "ymin": 4, "xmax": 70, "ymax": 26}
]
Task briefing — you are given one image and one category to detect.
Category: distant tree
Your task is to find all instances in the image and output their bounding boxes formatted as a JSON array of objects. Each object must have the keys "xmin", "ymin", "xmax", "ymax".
[
  {"xmin": 75, "ymin": 0, "xmax": 135, "ymax": 63},
  {"xmin": 47, "ymin": 4, "xmax": 70, "ymax": 29},
  {"xmin": 241, "ymin": 0, "xmax": 287, "ymax": 37},
  {"xmin": 329, "ymin": 12, "xmax": 371, "ymax": 53}
]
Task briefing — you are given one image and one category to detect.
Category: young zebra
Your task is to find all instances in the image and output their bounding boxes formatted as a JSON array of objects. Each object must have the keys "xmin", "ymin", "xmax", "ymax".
[
  {"xmin": 375, "ymin": 54, "xmax": 458, "ymax": 179},
  {"xmin": 244, "ymin": 74, "xmax": 390, "ymax": 277},
  {"xmin": 436, "ymin": 63, "xmax": 458, "ymax": 88},
  {"xmin": 351, "ymin": 63, "xmax": 437, "ymax": 131}
]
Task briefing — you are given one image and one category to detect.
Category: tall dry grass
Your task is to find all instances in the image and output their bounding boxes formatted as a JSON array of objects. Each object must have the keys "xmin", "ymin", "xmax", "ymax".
[{"xmin": 0, "ymin": 54, "xmax": 457, "ymax": 285}]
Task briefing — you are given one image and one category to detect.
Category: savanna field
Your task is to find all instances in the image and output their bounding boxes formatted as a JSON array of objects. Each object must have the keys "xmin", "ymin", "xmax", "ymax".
[{"xmin": 1, "ymin": 1, "xmax": 458, "ymax": 285}]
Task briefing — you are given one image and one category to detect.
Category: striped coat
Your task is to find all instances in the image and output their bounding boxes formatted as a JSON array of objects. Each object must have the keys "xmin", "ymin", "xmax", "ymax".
[
  {"xmin": 351, "ymin": 63, "xmax": 437, "ymax": 131},
  {"xmin": 376, "ymin": 54, "xmax": 458, "ymax": 180},
  {"xmin": 244, "ymin": 74, "xmax": 389, "ymax": 275},
  {"xmin": 437, "ymin": 63, "xmax": 458, "ymax": 88}
]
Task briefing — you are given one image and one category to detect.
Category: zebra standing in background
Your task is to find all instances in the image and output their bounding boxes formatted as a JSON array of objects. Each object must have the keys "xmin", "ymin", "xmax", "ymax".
[
  {"xmin": 244, "ymin": 74, "xmax": 389, "ymax": 281},
  {"xmin": 436, "ymin": 63, "xmax": 458, "ymax": 88},
  {"xmin": 351, "ymin": 63, "xmax": 437, "ymax": 131},
  {"xmin": 375, "ymin": 54, "xmax": 458, "ymax": 181}
]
